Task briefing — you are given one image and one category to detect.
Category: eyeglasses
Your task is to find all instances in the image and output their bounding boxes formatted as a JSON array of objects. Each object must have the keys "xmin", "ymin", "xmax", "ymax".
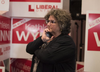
[{"xmin": 45, "ymin": 20, "xmax": 56, "ymax": 24}]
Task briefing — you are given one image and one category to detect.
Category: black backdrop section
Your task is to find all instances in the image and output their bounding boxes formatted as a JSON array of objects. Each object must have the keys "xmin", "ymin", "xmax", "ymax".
[{"xmin": 70, "ymin": 0, "xmax": 86, "ymax": 20}]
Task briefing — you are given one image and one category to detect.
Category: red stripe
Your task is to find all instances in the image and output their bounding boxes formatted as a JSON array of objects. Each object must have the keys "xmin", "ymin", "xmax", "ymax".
[
  {"xmin": 0, "ymin": 69, "xmax": 2, "ymax": 72},
  {"xmin": 10, "ymin": 0, "xmax": 61, "ymax": 2},
  {"xmin": 77, "ymin": 64, "xmax": 84, "ymax": 70}
]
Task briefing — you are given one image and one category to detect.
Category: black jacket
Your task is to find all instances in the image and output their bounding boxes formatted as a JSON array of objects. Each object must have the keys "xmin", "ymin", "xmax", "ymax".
[{"xmin": 26, "ymin": 34, "xmax": 76, "ymax": 72}]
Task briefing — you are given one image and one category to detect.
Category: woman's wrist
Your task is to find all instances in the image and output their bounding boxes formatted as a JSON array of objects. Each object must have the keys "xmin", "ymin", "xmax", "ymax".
[{"xmin": 41, "ymin": 36, "xmax": 45, "ymax": 42}]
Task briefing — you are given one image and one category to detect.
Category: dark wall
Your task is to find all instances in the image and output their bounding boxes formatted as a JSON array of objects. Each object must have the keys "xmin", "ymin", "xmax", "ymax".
[{"xmin": 69, "ymin": 0, "xmax": 86, "ymax": 20}]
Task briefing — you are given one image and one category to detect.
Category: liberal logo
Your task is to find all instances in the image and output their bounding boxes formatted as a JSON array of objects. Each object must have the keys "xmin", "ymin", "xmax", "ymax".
[
  {"xmin": 29, "ymin": 5, "xmax": 35, "ymax": 12},
  {"xmin": 28, "ymin": 4, "xmax": 58, "ymax": 12}
]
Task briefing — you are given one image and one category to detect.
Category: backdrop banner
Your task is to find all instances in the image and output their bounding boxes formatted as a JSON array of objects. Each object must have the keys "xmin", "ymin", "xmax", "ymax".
[
  {"xmin": 4, "ymin": 0, "xmax": 62, "ymax": 17},
  {"xmin": 11, "ymin": 18, "xmax": 46, "ymax": 58},
  {"xmin": 0, "ymin": 16, "xmax": 11, "ymax": 61},
  {"xmin": 10, "ymin": 58, "xmax": 32, "ymax": 72},
  {"xmin": 84, "ymin": 12, "xmax": 100, "ymax": 72}
]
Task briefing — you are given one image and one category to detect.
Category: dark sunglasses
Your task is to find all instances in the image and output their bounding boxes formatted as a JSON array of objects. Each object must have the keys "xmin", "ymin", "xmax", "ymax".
[{"xmin": 45, "ymin": 20, "xmax": 56, "ymax": 24}]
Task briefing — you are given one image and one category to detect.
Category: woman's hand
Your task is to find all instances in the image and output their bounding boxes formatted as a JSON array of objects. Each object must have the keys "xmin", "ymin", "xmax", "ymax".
[{"xmin": 41, "ymin": 28, "xmax": 54, "ymax": 42}]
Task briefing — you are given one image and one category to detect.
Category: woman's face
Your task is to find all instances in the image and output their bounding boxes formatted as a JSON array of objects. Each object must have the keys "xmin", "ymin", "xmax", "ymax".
[{"xmin": 46, "ymin": 15, "xmax": 61, "ymax": 35}]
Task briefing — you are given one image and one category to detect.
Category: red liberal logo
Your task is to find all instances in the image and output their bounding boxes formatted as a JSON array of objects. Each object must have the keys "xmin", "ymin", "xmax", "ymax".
[
  {"xmin": 28, "ymin": 4, "xmax": 58, "ymax": 12},
  {"xmin": 29, "ymin": 5, "xmax": 35, "ymax": 12}
]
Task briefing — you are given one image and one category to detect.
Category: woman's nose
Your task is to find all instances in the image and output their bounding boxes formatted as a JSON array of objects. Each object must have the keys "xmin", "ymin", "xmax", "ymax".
[{"xmin": 47, "ymin": 22, "xmax": 51, "ymax": 26}]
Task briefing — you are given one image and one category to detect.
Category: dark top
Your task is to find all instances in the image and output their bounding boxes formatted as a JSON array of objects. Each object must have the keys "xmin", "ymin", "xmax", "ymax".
[{"xmin": 26, "ymin": 34, "xmax": 76, "ymax": 72}]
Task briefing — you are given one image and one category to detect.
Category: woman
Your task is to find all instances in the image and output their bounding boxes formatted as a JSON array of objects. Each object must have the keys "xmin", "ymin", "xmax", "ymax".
[{"xmin": 26, "ymin": 8, "xmax": 76, "ymax": 72}]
